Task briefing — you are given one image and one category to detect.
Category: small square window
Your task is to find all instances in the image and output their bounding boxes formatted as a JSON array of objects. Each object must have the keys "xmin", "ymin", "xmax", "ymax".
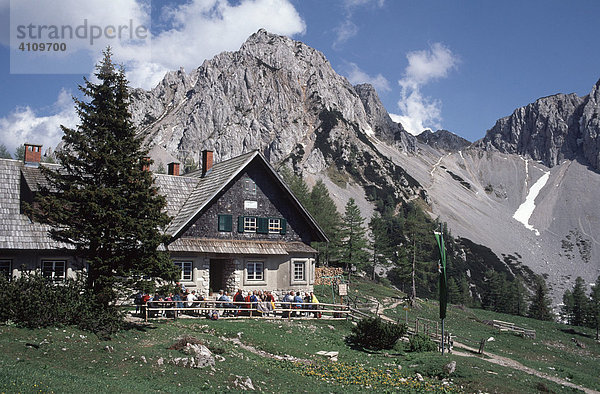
[
  {"xmin": 0, "ymin": 260, "xmax": 11, "ymax": 281},
  {"xmin": 174, "ymin": 261, "xmax": 192, "ymax": 281},
  {"xmin": 244, "ymin": 216, "xmax": 257, "ymax": 232},
  {"xmin": 218, "ymin": 214, "xmax": 232, "ymax": 232},
  {"xmin": 42, "ymin": 260, "xmax": 66, "ymax": 282},
  {"xmin": 293, "ymin": 261, "xmax": 305, "ymax": 281},
  {"xmin": 268, "ymin": 218, "xmax": 281, "ymax": 233},
  {"xmin": 247, "ymin": 261, "xmax": 264, "ymax": 281}
]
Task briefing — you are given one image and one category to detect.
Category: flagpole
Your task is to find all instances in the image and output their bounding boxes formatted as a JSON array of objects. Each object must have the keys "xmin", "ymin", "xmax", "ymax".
[{"xmin": 435, "ymin": 223, "xmax": 447, "ymax": 355}]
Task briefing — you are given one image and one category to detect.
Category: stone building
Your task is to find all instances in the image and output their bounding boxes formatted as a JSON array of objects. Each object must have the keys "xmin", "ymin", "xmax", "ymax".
[{"xmin": 0, "ymin": 144, "xmax": 327, "ymax": 297}]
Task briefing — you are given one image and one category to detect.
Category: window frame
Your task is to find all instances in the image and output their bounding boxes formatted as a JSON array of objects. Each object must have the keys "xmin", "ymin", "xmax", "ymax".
[
  {"xmin": 0, "ymin": 259, "xmax": 12, "ymax": 281},
  {"xmin": 243, "ymin": 216, "xmax": 257, "ymax": 232},
  {"xmin": 290, "ymin": 258, "xmax": 308, "ymax": 285},
  {"xmin": 268, "ymin": 218, "xmax": 281, "ymax": 234},
  {"xmin": 246, "ymin": 261, "xmax": 264, "ymax": 282},
  {"xmin": 41, "ymin": 260, "xmax": 66, "ymax": 282},
  {"xmin": 173, "ymin": 261, "xmax": 193, "ymax": 281}
]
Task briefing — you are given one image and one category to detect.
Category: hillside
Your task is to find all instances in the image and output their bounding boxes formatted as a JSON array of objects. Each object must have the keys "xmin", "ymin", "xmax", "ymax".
[
  {"xmin": 126, "ymin": 29, "xmax": 600, "ymax": 303},
  {"xmin": 1, "ymin": 279, "xmax": 598, "ymax": 393}
]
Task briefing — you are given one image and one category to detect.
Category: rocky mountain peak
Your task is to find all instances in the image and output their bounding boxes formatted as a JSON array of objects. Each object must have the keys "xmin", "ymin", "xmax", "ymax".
[
  {"xmin": 476, "ymin": 81, "xmax": 600, "ymax": 171},
  {"xmin": 128, "ymin": 29, "xmax": 425, "ymax": 206},
  {"xmin": 416, "ymin": 129, "xmax": 471, "ymax": 151}
]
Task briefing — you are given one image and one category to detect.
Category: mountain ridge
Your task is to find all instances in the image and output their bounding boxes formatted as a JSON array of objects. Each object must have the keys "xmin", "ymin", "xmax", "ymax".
[{"xmin": 127, "ymin": 29, "xmax": 600, "ymax": 303}]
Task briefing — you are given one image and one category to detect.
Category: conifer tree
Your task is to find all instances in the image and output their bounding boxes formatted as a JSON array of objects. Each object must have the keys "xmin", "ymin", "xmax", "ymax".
[
  {"xmin": 309, "ymin": 180, "xmax": 341, "ymax": 265},
  {"xmin": 14, "ymin": 145, "xmax": 25, "ymax": 161},
  {"xmin": 562, "ymin": 277, "xmax": 590, "ymax": 327},
  {"xmin": 0, "ymin": 144, "xmax": 11, "ymax": 159},
  {"xmin": 278, "ymin": 166, "xmax": 311, "ymax": 210},
  {"xmin": 33, "ymin": 49, "xmax": 178, "ymax": 307},
  {"xmin": 527, "ymin": 276, "xmax": 554, "ymax": 321},
  {"xmin": 340, "ymin": 198, "xmax": 369, "ymax": 272}
]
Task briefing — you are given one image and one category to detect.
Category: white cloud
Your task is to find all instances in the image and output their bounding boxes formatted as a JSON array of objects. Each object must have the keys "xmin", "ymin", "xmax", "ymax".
[
  {"xmin": 333, "ymin": 0, "xmax": 384, "ymax": 48},
  {"xmin": 125, "ymin": 0, "xmax": 306, "ymax": 89},
  {"xmin": 1, "ymin": 0, "xmax": 306, "ymax": 151},
  {"xmin": 345, "ymin": 62, "xmax": 390, "ymax": 92},
  {"xmin": 396, "ymin": 43, "xmax": 459, "ymax": 135},
  {"xmin": 0, "ymin": 89, "xmax": 78, "ymax": 154},
  {"xmin": 6, "ymin": 0, "xmax": 305, "ymax": 85}
]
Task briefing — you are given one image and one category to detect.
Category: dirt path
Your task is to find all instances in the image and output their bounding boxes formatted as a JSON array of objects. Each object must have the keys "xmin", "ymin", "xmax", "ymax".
[
  {"xmin": 451, "ymin": 342, "xmax": 598, "ymax": 394},
  {"xmin": 374, "ymin": 301, "xmax": 598, "ymax": 394}
]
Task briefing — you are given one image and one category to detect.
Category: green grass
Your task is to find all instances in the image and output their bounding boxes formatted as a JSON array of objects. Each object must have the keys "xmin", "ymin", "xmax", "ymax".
[{"xmin": 1, "ymin": 277, "xmax": 598, "ymax": 393}]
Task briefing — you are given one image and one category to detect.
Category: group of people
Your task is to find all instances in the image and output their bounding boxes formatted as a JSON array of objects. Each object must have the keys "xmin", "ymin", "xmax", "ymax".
[{"xmin": 133, "ymin": 286, "xmax": 321, "ymax": 319}]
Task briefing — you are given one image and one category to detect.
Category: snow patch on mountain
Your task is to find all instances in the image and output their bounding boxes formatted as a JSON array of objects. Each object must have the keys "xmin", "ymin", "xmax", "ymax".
[{"xmin": 512, "ymin": 167, "xmax": 550, "ymax": 236}]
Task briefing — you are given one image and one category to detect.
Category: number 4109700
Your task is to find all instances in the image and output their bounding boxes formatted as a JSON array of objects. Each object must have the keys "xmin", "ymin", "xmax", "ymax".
[{"xmin": 19, "ymin": 42, "xmax": 66, "ymax": 51}]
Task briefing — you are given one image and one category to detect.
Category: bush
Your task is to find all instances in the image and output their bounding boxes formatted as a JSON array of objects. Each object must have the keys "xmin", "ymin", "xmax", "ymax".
[
  {"xmin": 407, "ymin": 333, "xmax": 438, "ymax": 352},
  {"xmin": 347, "ymin": 317, "xmax": 407, "ymax": 350},
  {"xmin": 0, "ymin": 272, "xmax": 123, "ymax": 337}
]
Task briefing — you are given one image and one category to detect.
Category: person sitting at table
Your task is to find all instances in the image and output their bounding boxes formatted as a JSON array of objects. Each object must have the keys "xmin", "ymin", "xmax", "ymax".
[
  {"xmin": 282, "ymin": 291, "xmax": 293, "ymax": 318},
  {"xmin": 218, "ymin": 290, "xmax": 234, "ymax": 316},
  {"xmin": 233, "ymin": 289, "xmax": 245, "ymax": 316},
  {"xmin": 293, "ymin": 291, "xmax": 304, "ymax": 317}
]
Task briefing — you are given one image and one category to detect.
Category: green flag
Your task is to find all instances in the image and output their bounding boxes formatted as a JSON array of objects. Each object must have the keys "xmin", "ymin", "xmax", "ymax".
[{"xmin": 434, "ymin": 227, "xmax": 448, "ymax": 320}]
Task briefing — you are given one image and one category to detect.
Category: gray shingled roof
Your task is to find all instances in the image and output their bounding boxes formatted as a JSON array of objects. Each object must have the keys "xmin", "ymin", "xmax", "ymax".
[
  {"xmin": 0, "ymin": 159, "xmax": 71, "ymax": 250},
  {"xmin": 1, "ymin": 149, "xmax": 327, "ymax": 251},
  {"xmin": 166, "ymin": 238, "xmax": 317, "ymax": 254},
  {"xmin": 165, "ymin": 150, "xmax": 258, "ymax": 237}
]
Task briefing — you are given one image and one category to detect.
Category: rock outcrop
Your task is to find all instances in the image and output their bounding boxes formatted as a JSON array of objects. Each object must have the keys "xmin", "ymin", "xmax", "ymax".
[
  {"xmin": 477, "ymin": 81, "xmax": 600, "ymax": 171},
  {"xmin": 416, "ymin": 129, "xmax": 470, "ymax": 151},
  {"xmin": 129, "ymin": 29, "xmax": 425, "ymax": 204}
]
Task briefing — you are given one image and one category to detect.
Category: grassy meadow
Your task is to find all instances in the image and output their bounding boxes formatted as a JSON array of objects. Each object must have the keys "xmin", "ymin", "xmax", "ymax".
[{"xmin": 0, "ymin": 278, "xmax": 598, "ymax": 393}]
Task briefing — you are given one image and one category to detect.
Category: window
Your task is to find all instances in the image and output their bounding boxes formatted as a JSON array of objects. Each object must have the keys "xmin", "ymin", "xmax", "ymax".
[
  {"xmin": 42, "ymin": 260, "xmax": 66, "ymax": 281},
  {"xmin": 268, "ymin": 218, "xmax": 281, "ymax": 233},
  {"xmin": 293, "ymin": 261, "xmax": 305, "ymax": 281},
  {"xmin": 0, "ymin": 260, "xmax": 11, "ymax": 280},
  {"xmin": 247, "ymin": 261, "xmax": 264, "ymax": 281},
  {"xmin": 218, "ymin": 214, "xmax": 232, "ymax": 232},
  {"xmin": 244, "ymin": 178, "xmax": 256, "ymax": 195},
  {"xmin": 238, "ymin": 216, "xmax": 286, "ymax": 234},
  {"xmin": 244, "ymin": 216, "xmax": 257, "ymax": 232},
  {"xmin": 174, "ymin": 261, "xmax": 192, "ymax": 281}
]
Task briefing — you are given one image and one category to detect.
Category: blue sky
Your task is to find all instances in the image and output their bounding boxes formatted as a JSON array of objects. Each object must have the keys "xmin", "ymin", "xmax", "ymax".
[{"xmin": 1, "ymin": 0, "xmax": 600, "ymax": 154}]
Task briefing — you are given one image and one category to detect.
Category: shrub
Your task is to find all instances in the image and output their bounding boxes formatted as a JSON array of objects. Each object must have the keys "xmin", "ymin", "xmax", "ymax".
[
  {"xmin": 407, "ymin": 333, "xmax": 438, "ymax": 352},
  {"xmin": 0, "ymin": 272, "xmax": 123, "ymax": 337},
  {"xmin": 347, "ymin": 317, "xmax": 407, "ymax": 350}
]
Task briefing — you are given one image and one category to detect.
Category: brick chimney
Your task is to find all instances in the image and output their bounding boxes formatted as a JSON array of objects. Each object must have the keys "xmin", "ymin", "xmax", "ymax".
[
  {"xmin": 142, "ymin": 157, "xmax": 151, "ymax": 172},
  {"xmin": 168, "ymin": 162, "xmax": 180, "ymax": 176},
  {"xmin": 24, "ymin": 143, "xmax": 42, "ymax": 167},
  {"xmin": 201, "ymin": 150, "xmax": 213, "ymax": 177}
]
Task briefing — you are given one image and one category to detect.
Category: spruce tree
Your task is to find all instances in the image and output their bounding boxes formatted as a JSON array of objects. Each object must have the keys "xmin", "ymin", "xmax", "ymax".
[
  {"xmin": 14, "ymin": 145, "xmax": 25, "ymax": 161},
  {"xmin": 562, "ymin": 277, "xmax": 590, "ymax": 327},
  {"xmin": 527, "ymin": 276, "xmax": 554, "ymax": 321},
  {"xmin": 0, "ymin": 144, "xmax": 11, "ymax": 159},
  {"xmin": 279, "ymin": 166, "xmax": 311, "ymax": 210},
  {"xmin": 340, "ymin": 198, "xmax": 369, "ymax": 272},
  {"xmin": 309, "ymin": 180, "xmax": 341, "ymax": 265},
  {"xmin": 33, "ymin": 49, "xmax": 178, "ymax": 307}
]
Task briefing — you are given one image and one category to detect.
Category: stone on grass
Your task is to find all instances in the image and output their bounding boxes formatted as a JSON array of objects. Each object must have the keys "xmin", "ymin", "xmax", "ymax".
[{"xmin": 444, "ymin": 361, "xmax": 456, "ymax": 375}]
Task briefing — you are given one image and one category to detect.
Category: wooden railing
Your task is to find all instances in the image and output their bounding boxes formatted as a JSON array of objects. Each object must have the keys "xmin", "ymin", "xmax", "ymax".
[
  {"xmin": 490, "ymin": 319, "xmax": 536, "ymax": 339},
  {"xmin": 142, "ymin": 300, "xmax": 351, "ymax": 322}
]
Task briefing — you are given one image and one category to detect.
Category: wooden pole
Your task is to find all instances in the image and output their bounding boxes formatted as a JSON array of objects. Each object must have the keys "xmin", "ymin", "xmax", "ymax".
[{"xmin": 441, "ymin": 318, "xmax": 445, "ymax": 355}]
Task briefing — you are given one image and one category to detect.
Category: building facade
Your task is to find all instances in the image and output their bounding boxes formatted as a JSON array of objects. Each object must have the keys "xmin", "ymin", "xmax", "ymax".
[{"xmin": 0, "ymin": 145, "xmax": 327, "ymax": 297}]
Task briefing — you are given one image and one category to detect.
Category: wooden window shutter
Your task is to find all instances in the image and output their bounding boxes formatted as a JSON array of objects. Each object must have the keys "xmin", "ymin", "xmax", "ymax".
[
  {"xmin": 257, "ymin": 217, "xmax": 269, "ymax": 234},
  {"xmin": 237, "ymin": 216, "xmax": 245, "ymax": 233},
  {"xmin": 280, "ymin": 218, "xmax": 287, "ymax": 234},
  {"xmin": 218, "ymin": 214, "xmax": 232, "ymax": 232}
]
